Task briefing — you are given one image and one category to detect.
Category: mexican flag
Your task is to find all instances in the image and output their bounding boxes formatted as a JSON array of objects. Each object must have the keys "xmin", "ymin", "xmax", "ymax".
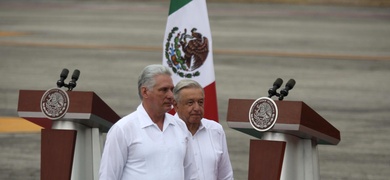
[{"xmin": 162, "ymin": 0, "xmax": 219, "ymax": 122}]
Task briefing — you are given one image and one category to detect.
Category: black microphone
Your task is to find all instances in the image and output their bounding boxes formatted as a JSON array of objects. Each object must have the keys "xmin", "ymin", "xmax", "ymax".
[
  {"xmin": 279, "ymin": 79, "xmax": 296, "ymax": 100},
  {"xmin": 268, "ymin": 78, "xmax": 283, "ymax": 98},
  {"xmin": 68, "ymin": 69, "xmax": 80, "ymax": 91},
  {"xmin": 56, "ymin": 68, "xmax": 69, "ymax": 88}
]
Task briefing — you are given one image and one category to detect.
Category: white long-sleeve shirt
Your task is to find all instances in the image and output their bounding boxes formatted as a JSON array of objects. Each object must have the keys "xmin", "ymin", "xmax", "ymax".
[
  {"xmin": 175, "ymin": 115, "xmax": 234, "ymax": 180},
  {"xmin": 99, "ymin": 104, "xmax": 198, "ymax": 180}
]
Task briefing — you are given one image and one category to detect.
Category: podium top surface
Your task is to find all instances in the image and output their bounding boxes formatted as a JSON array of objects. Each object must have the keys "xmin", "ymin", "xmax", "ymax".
[
  {"xmin": 227, "ymin": 99, "xmax": 340, "ymax": 145},
  {"xmin": 17, "ymin": 90, "xmax": 120, "ymax": 132}
]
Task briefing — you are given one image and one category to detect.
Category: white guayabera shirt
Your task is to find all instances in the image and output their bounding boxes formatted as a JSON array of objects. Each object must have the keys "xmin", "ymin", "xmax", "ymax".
[
  {"xmin": 99, "ymin": 104, "xmax": 198, "ymax": 180},
  {"xmin": 175, "ymin": 114, "xmax": 234, "ymax": 180}
]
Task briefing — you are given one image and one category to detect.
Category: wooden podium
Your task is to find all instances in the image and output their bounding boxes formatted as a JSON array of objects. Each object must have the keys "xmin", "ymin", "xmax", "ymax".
[
  {"xmin": 227, "ymin": 99, "xmax": 340, "ymax": 180},
  {"xmin": 17, "ymin": 90, "xmax": 120, "ymax": 180}
]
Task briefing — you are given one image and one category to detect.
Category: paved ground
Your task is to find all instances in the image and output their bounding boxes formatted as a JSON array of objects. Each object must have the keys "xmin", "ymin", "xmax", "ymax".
[{"xmin": 1, "ymin": 0, "xmax": 390, "ymax": 179}]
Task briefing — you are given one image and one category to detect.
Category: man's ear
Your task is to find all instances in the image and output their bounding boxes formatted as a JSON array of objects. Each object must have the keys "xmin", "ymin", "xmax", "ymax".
[
  {"xmin": 172, "ymin": 100, "xmax": 178, "ymax": 110},
  {"xmin": 140, "ymin": 86, "xmax": 148, "ymax": 99}
]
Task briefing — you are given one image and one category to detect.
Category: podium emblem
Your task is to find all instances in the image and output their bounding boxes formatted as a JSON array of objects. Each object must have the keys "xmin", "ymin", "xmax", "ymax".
[
  {"xmin": 41, "ymin": 87, "xmax": 70, "ymax": 120},
  {"xmin": 248, "ymin": 97, "xmax": 278, "ymax": 132}
]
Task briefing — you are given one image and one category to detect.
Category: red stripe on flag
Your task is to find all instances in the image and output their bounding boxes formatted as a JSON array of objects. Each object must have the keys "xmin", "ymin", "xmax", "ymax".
[
  {"xmin": 168, "ymin": 107, "xmax": 176, "ymax": 115},
  {"xmin": 204, "ymin": 81, "xmax": 219, "ymax": 122}
]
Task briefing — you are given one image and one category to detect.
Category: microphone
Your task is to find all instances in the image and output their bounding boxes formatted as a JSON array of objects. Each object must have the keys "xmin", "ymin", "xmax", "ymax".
[
  {"xmin": 279, "ymin": 79, "xmax": 296, "ymax": 100},
  {"xmin": 268, "ymin": 78, "xmax": 283, "ymax": 98},
  {"xmin": 56, "ymin": 68, "xmax": 69, "ymax": 88},
  {"xmin": 68, "ymin": 69, "xmax": 80, "ymax": 91}
]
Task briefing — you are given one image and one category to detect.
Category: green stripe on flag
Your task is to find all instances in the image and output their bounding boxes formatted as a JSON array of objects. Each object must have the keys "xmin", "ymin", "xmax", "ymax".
[{"xmin": 169, "ymin": 0, "xmax": 192, "ymax": 15}]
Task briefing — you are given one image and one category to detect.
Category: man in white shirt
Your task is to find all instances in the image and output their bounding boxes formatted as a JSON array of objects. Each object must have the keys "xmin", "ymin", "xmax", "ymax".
[
  {"xmin": 99, "ymin": 64, "xmax": 198, "ymax": 180},
  {"xmin": 173, "ymin": 79, "xmax": 234, "ymax": 180}
]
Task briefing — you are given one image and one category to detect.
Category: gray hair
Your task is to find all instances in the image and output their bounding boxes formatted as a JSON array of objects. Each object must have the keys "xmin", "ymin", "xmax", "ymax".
[
  {"xmin": 173, "ymin": 79, "xmax": 204, "ymax": 102},
  {"xmin": 137, "ymin": 64, "xmax": 171, "ymax": 99}
]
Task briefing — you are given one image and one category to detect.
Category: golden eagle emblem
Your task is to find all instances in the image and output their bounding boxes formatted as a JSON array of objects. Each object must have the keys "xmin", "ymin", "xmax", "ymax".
[{"xmin": 164, "ymin": 27, "xmax": 209, "ymax": 78}]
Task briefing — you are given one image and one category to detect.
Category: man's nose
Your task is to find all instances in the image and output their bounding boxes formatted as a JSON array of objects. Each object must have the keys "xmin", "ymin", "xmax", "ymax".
[
  {"xmin": 167, "ymin": 89, "xmax": 174, "ymax": 98},
  {"xmin": 193, "ymin": 102, "xmax": 202, "ymax": 110}
]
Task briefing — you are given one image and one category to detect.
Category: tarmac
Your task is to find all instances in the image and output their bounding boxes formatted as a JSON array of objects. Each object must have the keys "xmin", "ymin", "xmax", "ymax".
[{"xmin": 1, "ymin": 0, "xmax": 390, "ymax": 179}]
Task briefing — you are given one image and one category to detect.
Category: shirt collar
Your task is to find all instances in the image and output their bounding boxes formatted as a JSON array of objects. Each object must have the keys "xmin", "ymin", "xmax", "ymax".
[{"xmin": 137, "ymin": 104, "xmax": 175, "ymax": 130}]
